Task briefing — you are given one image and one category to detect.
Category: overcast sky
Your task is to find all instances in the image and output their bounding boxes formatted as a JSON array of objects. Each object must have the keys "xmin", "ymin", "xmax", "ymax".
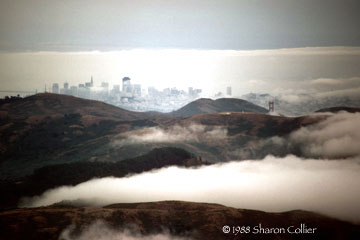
[{"xmin": 1, "ymin": 0, "xmax": 360, "ymax": 51}]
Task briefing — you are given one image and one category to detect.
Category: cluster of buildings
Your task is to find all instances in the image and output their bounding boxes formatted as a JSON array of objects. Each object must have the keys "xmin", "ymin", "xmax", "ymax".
[
  {"xmin": 51, "ymin": 77, "xmax": 206, "ymax": 112},
  {"xmin": 52, "ymin": 77, "xmax": 113, "ymax": 101}
]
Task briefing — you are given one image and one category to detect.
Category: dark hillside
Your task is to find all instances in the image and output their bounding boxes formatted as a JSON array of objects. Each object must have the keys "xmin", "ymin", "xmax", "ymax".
[
  {"xmin": 0, "ymin": 147, "xmax": 206, "ymax": 209},
  {"xmin": 170, "ymin": 98, "xmax": 268, "ymax": 117}
]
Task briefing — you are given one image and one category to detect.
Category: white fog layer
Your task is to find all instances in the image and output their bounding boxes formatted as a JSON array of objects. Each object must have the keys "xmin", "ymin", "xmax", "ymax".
[
  {"xmin": 21, "ymin": 155, "xmax": 360, "ymax": 223},
  {"xmin": 262, "ymin": 112, "xmax": 360, "ymax": 159},
  {"xmin": 59, "ymin": 221, "xmax": 190, "ymax": 240},
  {"xmin": 114, "ymin": 124, "xmax": 227, "ymax": 146}
]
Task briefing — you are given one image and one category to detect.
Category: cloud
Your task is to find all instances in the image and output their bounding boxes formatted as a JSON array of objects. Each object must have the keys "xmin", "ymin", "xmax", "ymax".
[
  {"xmin": 273, "ymin": 77, "xmax": 360, "ymax": 101},
  {"xmin": 247, "ymin": 78, "xmax": 360, "ymax": 116},
  {"xmin": 21, "ymin": 155, "xmax": 360, "ymax": 223},
  {"xmin": 307, "ymin": 77, "xmax": 360, "ymax": 93},
  {"xmin": 113, "ymin": 124, "xmax": 227, "ymax": 146},
  {"xmin": 288, "ymin": 112, "xmax": 360, "ymax": 158},
  {"xmin": 240, "ymin": 112, "xmax": 360, "ymax": 159},
  {"xmin": 59, "ymin": 221, "xmax": 190, "ymax": 240}
]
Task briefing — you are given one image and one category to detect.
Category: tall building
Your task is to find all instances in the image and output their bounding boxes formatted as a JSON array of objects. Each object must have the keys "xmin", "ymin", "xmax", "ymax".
[
  {"xmin": 188, "ymin": 87, "xmax": 193, "ymax": 95},
  {"xmin": 133, "ymin": 84, "xmax": 141, "ymax": 97},
  {"xmin": 226, "ymin": 86, "xmax": 232, "ymax": 96},
  {"xmin": 170, "ymin": 87, "xmax": 179, "ymax": 95},
  {"xmin": 52, "ymin": 83, "xmax": 59, "ymax": 94},
  {"xmin": 112, "ymin": 85, "xmax": 120, "ymax": 93},
  {"xmin": 70, "ymin": 86, "xmax": 78, "ymax": 96},
  {"xmin": 122, "ymin": 77, "xmax": 132, "ymax": 93},
  {"xmin": 148, "ymin": 86, "xmax": 157, "ymax": 96},
  {"xmin": 60, "ymin": 82, "xmax": 70, "ymax": 95},
  {"xmin": 85, "ymin": 76, "xmax": 94, "ymax": 88},
  {"xmin": 78, "ymin": 84, "xmax": 89, "ymax": 98},
  {"xmin": 101, "ymin": 82, "xmax": 109, "ymax": 90}
]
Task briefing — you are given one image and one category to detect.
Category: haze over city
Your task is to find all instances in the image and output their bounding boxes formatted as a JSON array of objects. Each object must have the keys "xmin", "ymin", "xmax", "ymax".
[{"xmin": 1, "ymin": 0, "xmax": 360, "ymax": 100}]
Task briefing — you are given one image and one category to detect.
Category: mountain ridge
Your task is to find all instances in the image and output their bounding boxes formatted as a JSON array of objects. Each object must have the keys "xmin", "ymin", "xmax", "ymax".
[{"xmin": 170, "ymin": 97, "xmax": 269, "ymax": 117}]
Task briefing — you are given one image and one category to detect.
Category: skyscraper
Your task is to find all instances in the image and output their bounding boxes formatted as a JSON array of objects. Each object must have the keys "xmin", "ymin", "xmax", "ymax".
[
  {"xmin": 122, "ymin": 77, "xmax": 131, "ymax": 93},
  {"xmin": 226, "ymin": 86, "xmax": 232, "ymax": 96},
  {"xmin": 52, "ymin": 83, "xmax": 59, "ymax": 94}
]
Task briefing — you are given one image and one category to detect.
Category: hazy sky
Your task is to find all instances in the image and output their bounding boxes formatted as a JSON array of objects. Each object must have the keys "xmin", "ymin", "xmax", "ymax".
[
  {"xmin": 1, "ymin": 0, "xmax": 360, "ymax": 51},
  {"xmin": 0, "ymin": 1, "xmax": 360, "ymax": 96},
  {"xmin": 1, "ymin": 47, "xmax": 360, "ymax": 96}
]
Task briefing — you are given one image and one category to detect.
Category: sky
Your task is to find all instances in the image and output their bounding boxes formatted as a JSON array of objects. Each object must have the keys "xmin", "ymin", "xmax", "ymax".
[
  {"xmin": 1, "ymin": 0, "xmax": 360, "ymax": 51},
  {"xmin": 0, "ymin": 0, "xmax": 360, "ymax": 96}
]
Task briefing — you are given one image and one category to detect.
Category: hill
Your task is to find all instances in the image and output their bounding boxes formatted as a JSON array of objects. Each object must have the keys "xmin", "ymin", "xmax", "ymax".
[
  {"xmin": 0, "ymin": 201, "xmax": 359, "ymax": 240},
  {"xmin": 128, "ymin": 112, "xmax": 325, "ymax": 162},
  {"xmin": 0, "ymin": 93, "xmax": 160, "ymax": 178},
  {"xmin": 0, "ymin": 147, "xmax": 206, "ymax": 209},
  {"xmin": 169, "ymin": 98, "xmax": 268, "ymax": 117},
  {"xmin": 0, "ymin": 93, "xmax": 148, "ymax": 121},
  {"xmin": 0, "ymin": 94, "xmax": 326, "ymax": 179}
]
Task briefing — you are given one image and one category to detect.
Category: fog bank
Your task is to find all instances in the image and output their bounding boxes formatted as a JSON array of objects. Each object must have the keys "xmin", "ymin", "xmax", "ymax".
[
  {"xmin": 260, "ymin": 112, "xmax": 360, "ymax": 159},
  {"xmin": 113, "ymin": 124, "xmax": 227, "ymax": 146},
  {"xmin": 21, "ymin": 155, "xmax": 360, "ymax": 223}
]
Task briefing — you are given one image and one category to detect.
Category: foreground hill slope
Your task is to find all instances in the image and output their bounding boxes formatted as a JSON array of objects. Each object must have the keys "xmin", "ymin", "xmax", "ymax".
[
  {"xmin": 170, "ymin": 98, "xmax": 268, "ymax": 117},
  {"xmin": 0, "ymin": 201, "xmax": 359, "ymax": 240}
]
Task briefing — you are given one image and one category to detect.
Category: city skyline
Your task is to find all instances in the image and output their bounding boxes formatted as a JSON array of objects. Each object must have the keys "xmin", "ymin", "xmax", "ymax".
[
  {"xmin": 1, "ymin": 47, "xmax": 360, "ymax": 99},
  {"xmin": 45, "ymin": 76, "xmax": 206, "ymax": 112},
  {"xmin": 1, "ymin": 1, "xmax": 360, "ymax": 102}
]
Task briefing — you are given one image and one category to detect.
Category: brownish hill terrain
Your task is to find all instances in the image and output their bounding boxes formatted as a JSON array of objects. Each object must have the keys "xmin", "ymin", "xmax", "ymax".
[
  {"xmin": 0, "ymin": 147, "xmax": 206, "ymax": 209},
  {"xmin": 0, "ymin": 93, "xmax": 161, "ymax": 178},
  {"xmin": 0, "ymin": 93, "xmax": 325, "ymax": 179},
  {"xmin": 170, "ymin": 98, "xmax": 268, "ymax": 117},
  {"xmin": 119, "ymin": 112, "xmax": 324, "ymax": 162},
  {"xmin": 0, "ymin": 201, "xmax": 359, "ymax": 240},
  {"xmin": 0, "ymin": 93, "xmax": 147, "ymax": 121}
]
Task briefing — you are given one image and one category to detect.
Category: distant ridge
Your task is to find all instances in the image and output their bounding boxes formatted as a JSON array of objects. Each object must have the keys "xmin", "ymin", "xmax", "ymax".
[
  {"xmin": 170, "ymin": 98, "xmax": 268, "ymax": 117},
  {"xmin": 0, "ymin": 93, "xmax": 147, "ymax": 120},
  {"xmin": 315, "ymin": 106, "xmax": 360, "ymax": 113}
]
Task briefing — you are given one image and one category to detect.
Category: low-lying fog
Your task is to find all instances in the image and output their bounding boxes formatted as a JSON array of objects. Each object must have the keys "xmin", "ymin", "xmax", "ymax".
[
  {"xmin": 21, "ymin": 154, "xmax": 360, "ymax": 223},
  {"xmin": 59, "ymin": 221, "xmax": 188, "ymax": 240}
]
